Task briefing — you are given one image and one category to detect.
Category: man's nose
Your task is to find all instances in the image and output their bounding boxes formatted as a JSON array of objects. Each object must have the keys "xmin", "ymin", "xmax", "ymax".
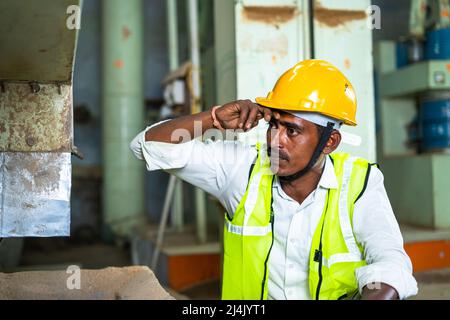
[{"xmin": 269, "ymin": 127, "xmax": 285, "ymax": 148}]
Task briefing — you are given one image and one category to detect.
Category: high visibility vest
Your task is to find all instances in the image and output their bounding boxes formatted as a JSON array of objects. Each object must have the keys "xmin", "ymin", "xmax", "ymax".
[{"xmin": 222, "ymin": 144, "xmax": 376, "ymax": 300}]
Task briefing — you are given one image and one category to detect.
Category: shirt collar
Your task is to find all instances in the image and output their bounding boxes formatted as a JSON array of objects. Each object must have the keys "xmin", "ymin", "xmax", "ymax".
[
  {"xmin": 318, "ymin": 155, "xmax": 338, "ymax": 190},
  {"xmin": 274, "ymin": 155, "xmax": 338, "ymax": 192}
]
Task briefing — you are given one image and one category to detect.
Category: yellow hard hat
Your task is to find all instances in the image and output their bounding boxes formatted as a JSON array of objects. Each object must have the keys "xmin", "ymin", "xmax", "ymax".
[{"xmin": 255, "ymin": 59, "xmax": 357, "ymax": 126}]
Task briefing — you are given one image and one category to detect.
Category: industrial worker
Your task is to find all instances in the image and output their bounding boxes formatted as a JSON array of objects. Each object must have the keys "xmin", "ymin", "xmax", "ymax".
[{"xmin": 130, "ymin": 60, "xmax": 418, "ymax": 300}]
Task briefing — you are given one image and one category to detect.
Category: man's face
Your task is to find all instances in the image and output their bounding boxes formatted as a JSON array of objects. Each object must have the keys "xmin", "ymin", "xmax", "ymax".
[{"xmin": 266, "ymin": 111, "xmax": 321, "ymax": 177}]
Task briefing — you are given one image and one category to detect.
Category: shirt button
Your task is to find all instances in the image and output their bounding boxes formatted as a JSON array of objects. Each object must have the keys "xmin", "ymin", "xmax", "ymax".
[
  {"xmin": 290, "ymin": 238, "xmax": 296, "ymax": 244},
  {"xmin": 288, "ymin": 263, "xmax": 294, "ymax": 269}
]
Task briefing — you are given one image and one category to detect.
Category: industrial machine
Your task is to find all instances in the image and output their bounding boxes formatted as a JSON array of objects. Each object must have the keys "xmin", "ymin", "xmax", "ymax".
[
  {"xmin": 0, "ymin": 0, "xmax": 80, "ymax": 266},
  {"xmin": 375, "ymin": 0, "xmax": 450, "ymax": 229},
  {"xmin": 0, "ymin": 0, "xmax": 80, "ymax": 237}
]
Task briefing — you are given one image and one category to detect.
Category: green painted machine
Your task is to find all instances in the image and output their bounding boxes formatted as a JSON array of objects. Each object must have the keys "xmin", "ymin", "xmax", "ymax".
[{"xmin": 375, "ymin": 0, "xmax": 450, "ymax": 229}]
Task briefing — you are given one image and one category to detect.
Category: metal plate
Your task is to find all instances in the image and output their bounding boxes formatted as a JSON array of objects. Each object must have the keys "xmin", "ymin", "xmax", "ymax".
[
  {"xmin": 235, "ymin": 0, "xmax": 304, "ymax": 145},
  {"xmin": 0, "ymin": 83, "xmax": 73, "ymax": 152},
  {"xmin": 0, "ymin": 0, "xmax": 80, "ymax": 82},
  {"xmin": 0, "ymin": 152, "xmax": 71, "ymax": 237},
  {"xmin": 314, "ymin": 0, "xmax": 376, "ymax": 161}
]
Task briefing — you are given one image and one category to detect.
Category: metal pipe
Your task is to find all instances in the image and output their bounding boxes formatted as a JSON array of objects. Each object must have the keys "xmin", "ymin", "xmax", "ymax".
[
  {"xmin": 151, "ymin": 174, "xmax": 176, "ymax": 270},
  {"xmin": 166, "ymin": 0, "xmax": 184, "ymax": 232},
  {"xmin": 308, "ymin": 0, "xmax": 315, "ymax": 58},
  {"xmin": 301, "ymin": 0, "xmax": 312, "ymax": 60},
  {"xmin": 188, "ymin": 0, "xmax": 201, "ymax": 114},
  {"xmin": 102, "ymin": 0, "xmax": 144, "ymax": 237},
  {"xmin": 188, "ymin": 0, "xmax": 207, "ymax": 243},
  {"xmin": 167, "ymin": 0, "xmax": 179, "ymax": 71},
  {"xmin": 213, "ymin": 0, "xmax": 237, "ymax": 105}
]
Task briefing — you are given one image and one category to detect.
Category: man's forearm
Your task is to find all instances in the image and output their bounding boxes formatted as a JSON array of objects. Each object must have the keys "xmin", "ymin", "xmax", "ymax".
[
  {"xmin": 361, "ymin": 283, "xmax": 399, "ymax": 300},
  {"xmin": 145, "ymin": 101, "xmax": 271, "ymax": 144},
  {"xmin": 145, "ymin": 110, "xmax": 214, "ymax": 143}
]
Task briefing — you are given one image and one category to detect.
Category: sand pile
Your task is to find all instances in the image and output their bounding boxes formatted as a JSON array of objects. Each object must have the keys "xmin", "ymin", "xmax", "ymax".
[{"xmin": 0, "ymin": 266, "xmax": 174, "ymax": 300}]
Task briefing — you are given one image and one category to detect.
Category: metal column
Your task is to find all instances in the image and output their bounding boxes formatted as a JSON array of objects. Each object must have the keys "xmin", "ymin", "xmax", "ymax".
[
  {"xmin": 167, "ymin": 0, "xmax": 184, "ymax": 232},
  {"xmin": 102, "ymin": 0, "xmax": 144, "ymax": 237},
  {"xmin": 188, "ymin": 0, "xmax": 207, "ymax": 244}
]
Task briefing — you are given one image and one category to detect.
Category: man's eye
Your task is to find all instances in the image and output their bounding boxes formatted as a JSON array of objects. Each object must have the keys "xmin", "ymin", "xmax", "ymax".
[{"xmin": 287, "ymin": 128, "xmax": 297, "ymax": 135}]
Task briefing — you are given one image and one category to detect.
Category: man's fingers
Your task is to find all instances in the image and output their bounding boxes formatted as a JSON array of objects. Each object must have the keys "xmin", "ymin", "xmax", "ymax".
[
  {"xmin": 263, "ymin": 108, "xmax": 273, "ymax": 122},
  {"xmin": 273, "ymin": 111, "xmax": 281, "ymax": 120},
  {"xmin": 257, "ymin": 105, "xmax": 273, "ymax": 122},
  {"xmin": 237, "ymin": 102, "xmax": 250, "ymax": 129},
  {"xmin": 245, "ymin": 106, "xmax": 259, "ymax": 130}
]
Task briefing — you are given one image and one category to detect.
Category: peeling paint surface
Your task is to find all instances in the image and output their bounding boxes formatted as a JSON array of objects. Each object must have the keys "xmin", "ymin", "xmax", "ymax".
[
  {"xmin": 0, "ymin": 83, "xmax": 73, "ymax": 152},
  {"xmin": 235, "ymin": 2, "xmax": 305, "ymax": 100},
  {"xmin": 0, "ymin": 152, "xmax": 70, "ymax": 237},
  {"xmin": 313, "ymin": 0, "xmax": 376, "ymax": 161},
  {"xmin": 314, "ymin": 5, "xmax": 366, "ymax": 28},
  {"xmin": 242, "ymin": 6, "xmax": 298, "ymax": 24},
  {"xmin": 235, "ymin": 1, "xmax": 307, "ymax": 145}
]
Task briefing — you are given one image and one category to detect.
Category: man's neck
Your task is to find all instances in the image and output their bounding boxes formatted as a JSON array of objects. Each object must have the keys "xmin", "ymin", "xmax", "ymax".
[{"xmin": 279, "ymin": 157, "xmax": 326, "ymax": 205}]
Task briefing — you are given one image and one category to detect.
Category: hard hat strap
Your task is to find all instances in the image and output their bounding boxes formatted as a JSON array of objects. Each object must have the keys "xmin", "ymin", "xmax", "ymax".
[{"xmin": 279, "ymin": 122, "xmax": 335, "ymax": 182}]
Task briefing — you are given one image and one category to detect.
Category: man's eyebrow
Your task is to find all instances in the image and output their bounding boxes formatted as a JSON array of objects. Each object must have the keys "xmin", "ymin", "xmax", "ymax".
[{"xmin": 278, "ymin": 120, "xmax": 302, "ymax": 130}]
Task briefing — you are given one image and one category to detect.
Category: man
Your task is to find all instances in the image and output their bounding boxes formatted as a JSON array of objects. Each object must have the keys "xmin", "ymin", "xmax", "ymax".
[{"xmin": 130, "ymin": 60, "xmax": 418, "ymax": 300}]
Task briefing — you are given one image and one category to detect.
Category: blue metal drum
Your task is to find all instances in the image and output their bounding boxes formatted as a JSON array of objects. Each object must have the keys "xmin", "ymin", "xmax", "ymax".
[
  {"xmin": 425, "ymin": 28, "xmax": 450, "ymax": 60},
  {"xmin": 396, "ymin": 41, "xmax": 409, "ymax": 68},
  {"xmin": 420, "ymin": 92, "xmax": 450, "ymax": 152}
]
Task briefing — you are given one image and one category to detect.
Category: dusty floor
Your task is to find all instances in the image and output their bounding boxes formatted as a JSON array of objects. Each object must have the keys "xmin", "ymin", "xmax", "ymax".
[
  {"xmin": 5, "ymin": 238, "xmax": 450, "ymax": 300},
  {"xmin": 412, "ymin": 268, "xmax": 450, "ymax": 300}
]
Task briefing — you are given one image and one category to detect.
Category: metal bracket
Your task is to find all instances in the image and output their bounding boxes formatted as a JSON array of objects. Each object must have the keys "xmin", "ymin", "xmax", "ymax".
[{"xmin": 71, "ymin": 145, "xmax": 85, "ymax": 160}]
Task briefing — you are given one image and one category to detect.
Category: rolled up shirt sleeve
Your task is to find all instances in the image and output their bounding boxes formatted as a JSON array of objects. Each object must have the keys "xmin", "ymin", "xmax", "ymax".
[
  {"xmin": 129, "ymin": 121, "xmax": 255, "ymax": 204},
  {"xmin": 353, "ymin": 166, "xmax": 418, "ymax": 300}
]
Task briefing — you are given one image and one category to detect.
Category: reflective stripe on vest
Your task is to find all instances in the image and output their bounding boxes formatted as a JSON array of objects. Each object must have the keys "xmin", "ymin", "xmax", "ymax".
[
  {"xmin": 335, "ymin": 157, "xmax": 363, "ymax": 264},
  {"xmin": 225, "ymin": 220, "xmax": 272, "ymax": 236}
]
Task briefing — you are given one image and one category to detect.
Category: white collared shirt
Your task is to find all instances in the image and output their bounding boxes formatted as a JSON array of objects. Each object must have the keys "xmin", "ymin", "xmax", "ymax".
[{"xmin": 130, "ymin": 125, "xmax": 418, "ymax": 300}]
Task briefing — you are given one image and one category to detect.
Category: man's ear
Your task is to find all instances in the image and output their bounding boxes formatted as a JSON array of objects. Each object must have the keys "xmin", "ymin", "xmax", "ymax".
[{"xmin": 322, "ymin": 130, "xmax": 341, "ymax": 155}]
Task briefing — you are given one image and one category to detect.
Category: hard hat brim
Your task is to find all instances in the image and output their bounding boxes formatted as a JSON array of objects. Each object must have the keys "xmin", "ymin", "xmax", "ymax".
[{"xmin": 255, "ymin": 97, "xmax": 357, "ymax": 126}]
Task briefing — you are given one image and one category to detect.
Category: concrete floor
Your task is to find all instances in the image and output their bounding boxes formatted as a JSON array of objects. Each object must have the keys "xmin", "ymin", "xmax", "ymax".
[
  {"xmin": 7, "ymin": 237, "xmax": 450, "ymax": 300},
  {"xmin": 412, "ymin": 268, "xmax": 450, "ymax": 300}
]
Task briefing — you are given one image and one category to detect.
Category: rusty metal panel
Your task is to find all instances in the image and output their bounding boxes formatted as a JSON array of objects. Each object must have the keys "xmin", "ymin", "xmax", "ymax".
[
  {"xmin": 0, "ymin": 0, "xmax": 81, "ymax": 82},
  {"xmin": 0, "ymin": 83, "xmax": 73, "ymax": 152},
  {"xmin": 0, "ymin": 152, "xmax": 71, "ymax": 237},
  {"xmin": 235, "ymin": 0, "xmax": 305, "ymax": 100},
  {"xmin": 235, "ymin": 0, "xmax": 307, "ymax": 144},
  {"xmin": 313, "ymin": 0, "xmax": 376, "ymax": 161}
]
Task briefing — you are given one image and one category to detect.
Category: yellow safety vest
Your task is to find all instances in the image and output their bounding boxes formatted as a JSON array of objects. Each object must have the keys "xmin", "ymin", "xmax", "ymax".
[{"xmin": 222, "ymin": 144, "xmax": 376, "ymax": 300}]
